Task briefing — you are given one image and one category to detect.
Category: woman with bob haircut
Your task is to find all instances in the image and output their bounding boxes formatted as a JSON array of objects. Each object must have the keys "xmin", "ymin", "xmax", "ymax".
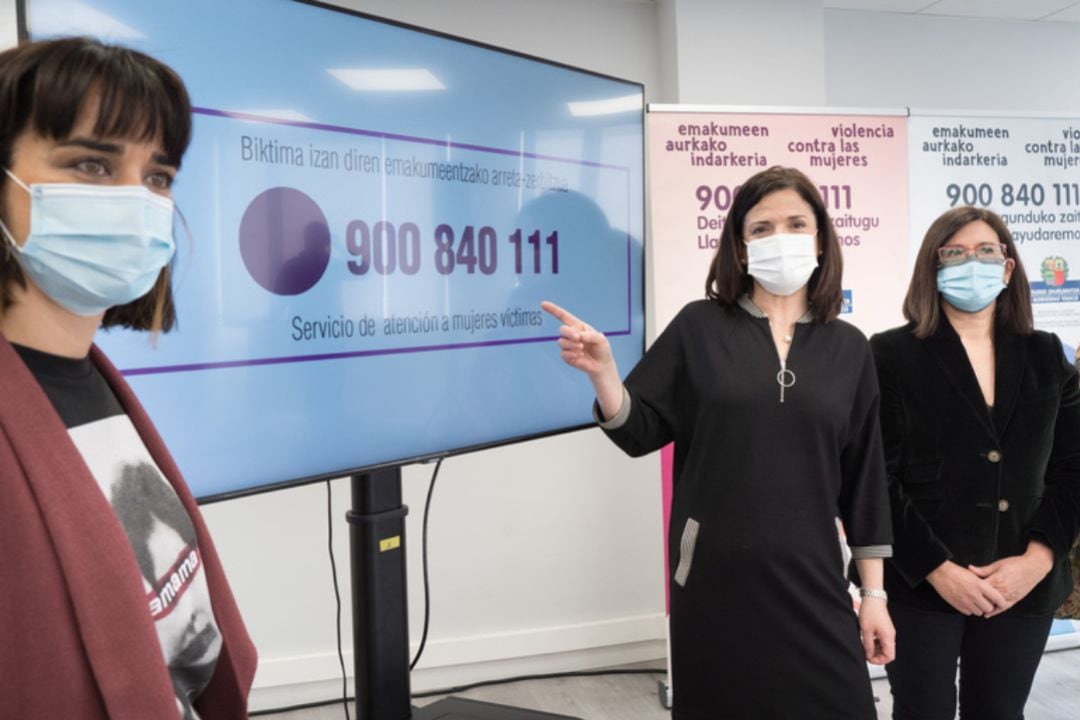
[
  {"xmin": 543, "ymin": 165, "xmax": 895, "ymax": 719},
  {"xmin": 0, "ymin": 38, "xmax": 256, "ymax": 718},
  {"xmin": 871, "ymin": 206, "xmax": 1080, "ymax": 719}
]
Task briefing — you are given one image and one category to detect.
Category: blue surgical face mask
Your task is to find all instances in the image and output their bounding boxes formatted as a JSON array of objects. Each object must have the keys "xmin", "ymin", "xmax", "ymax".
[
  {"xmin": 0, "ymin": 168, "xmax": 176, "ymax": 317},
  {"xmin": 937, "ymin": 259, "xmax": 1007, "ymax": 313}
]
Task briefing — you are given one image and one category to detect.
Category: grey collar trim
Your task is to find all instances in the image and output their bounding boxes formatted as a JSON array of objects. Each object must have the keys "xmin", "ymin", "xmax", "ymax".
[{"xmin": 738, "ymin": 294, "xmax": 815, "ymax": 324}]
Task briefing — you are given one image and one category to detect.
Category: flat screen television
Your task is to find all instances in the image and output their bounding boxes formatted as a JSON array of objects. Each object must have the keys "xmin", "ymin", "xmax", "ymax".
[{"xmin": 19, "ymin": 0, "xmax": 646, "ymax": 501}]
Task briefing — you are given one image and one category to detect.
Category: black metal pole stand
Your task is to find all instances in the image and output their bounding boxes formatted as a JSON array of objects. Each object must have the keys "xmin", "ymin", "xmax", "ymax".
[
  {"xmin": 347, "ymin": 467, "xmax": 412, "ymax": 720},
  {"xmin": 346, "ymin": 466, "xmax": 580, "ymax": 720}
]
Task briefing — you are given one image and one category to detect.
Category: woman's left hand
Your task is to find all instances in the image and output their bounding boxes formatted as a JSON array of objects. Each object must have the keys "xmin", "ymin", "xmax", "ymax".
[
  {"xmin": 858, "ymin": 598, "xmax": 896, "ymax": 665},
  {"xmin": 968, "ymin": 540, "xmax": 1055, "ymax": 618}
]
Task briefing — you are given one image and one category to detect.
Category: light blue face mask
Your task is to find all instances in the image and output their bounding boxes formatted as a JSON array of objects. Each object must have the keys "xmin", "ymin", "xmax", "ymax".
[
  {"xmin": 937, "ymin": 258, "xmax": 1007, "ymax": 313},
  {"xmin": 0, "ymin": 168, "xmax": 176, "ymax": 317}
]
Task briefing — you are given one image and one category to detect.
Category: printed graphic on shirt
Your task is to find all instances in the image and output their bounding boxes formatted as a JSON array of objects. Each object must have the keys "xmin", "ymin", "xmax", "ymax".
[{"xmin": 70, "ymin": 415, "xmax": 221, "ymax": 720}]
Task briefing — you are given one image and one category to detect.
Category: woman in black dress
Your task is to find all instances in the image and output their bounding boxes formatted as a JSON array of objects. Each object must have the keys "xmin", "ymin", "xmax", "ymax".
[
  {"xmin": 543, "ymin": 166, "xmax": 894, "ymax": 719},
  {"xmin": 872, "ymin": 206, "xmax": 1080, "ymax": 720}
]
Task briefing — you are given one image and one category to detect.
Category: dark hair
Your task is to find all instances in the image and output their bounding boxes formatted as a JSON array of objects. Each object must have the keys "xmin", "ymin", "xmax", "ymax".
[
  {"xmin": 0, "ymin": 37, "xmax": 192, "ymax": 331},
  {"xmin": 705, "ymin": 166, "xmax": 843, "ymax": 321},
  {"xmin": 903, "ymin": 206, "xmax": 1033, "ymax": 338}
]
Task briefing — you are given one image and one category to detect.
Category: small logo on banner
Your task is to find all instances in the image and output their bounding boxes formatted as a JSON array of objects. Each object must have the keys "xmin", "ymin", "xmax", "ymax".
[
  {"xmin": 841, "ymin": 289, "xmax": 853, "ymax": 314},
  {"xmin": 1029, "ymin": 258, "xmax": 1080, "ymax": 304},
  {"xmin": 1041, "ymin": 256, "xmax": 1069, "ymax": 287}
]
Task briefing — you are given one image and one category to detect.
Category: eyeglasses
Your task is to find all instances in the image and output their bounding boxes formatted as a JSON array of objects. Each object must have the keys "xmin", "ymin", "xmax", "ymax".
[{"xmin": 937, "ymin": 242, "xmax": 1007, "ymax": 267}]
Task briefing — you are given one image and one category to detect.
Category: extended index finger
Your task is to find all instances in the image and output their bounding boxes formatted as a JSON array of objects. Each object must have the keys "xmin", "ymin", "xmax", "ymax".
[{"xmin": 540, "ymin": 300, "xmax": 581, "ymax": 327}]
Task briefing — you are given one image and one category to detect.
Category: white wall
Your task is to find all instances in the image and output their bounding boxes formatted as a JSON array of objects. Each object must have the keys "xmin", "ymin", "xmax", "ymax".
[
  {"xmin": 1, "ymin": 0, "xmax": 17, "ymax": 49},
  {"xmin": 661, "ymin": 0, "xmax": 827, "ymax": 105},
  {"xmin": 205, "ymin": 433, "xmax": 666, "ymax": 709},
  {"xmin": 824, "ymin": 9, "xmax": 1080, "ymax": 113},
  {"xmin": 333, "ymin": 0, "xmax": 664, "ymax": 102}
]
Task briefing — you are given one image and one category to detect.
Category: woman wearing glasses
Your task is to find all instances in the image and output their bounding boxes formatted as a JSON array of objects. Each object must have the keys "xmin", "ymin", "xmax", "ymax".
[{"xmin": 871, "ymin": 206, "xmax": 1080, "ymax": 719}]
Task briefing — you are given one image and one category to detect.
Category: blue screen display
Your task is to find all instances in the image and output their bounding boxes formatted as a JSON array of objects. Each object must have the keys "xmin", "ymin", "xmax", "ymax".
[{"xmin": 24, "ymin": 0, "xmax": 645, "ymax": 500}]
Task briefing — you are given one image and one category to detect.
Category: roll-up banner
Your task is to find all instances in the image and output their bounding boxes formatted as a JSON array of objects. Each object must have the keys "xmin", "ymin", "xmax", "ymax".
[{"xmin": 908, "ymin": 110, "xmax": 1080, "ymax": 646}]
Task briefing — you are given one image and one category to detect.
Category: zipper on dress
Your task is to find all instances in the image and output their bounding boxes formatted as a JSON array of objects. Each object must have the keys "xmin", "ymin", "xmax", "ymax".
[
  {"xmin": 777, "ymin": 358, "xmax": 796, "ymax": 403},
  {"xmin": 738, "ymin": 296, "xmax": 805, "ymax": 404},
  {"xmin": 766, "ymin": 320, "xmax": 797, "ymax": 404}
]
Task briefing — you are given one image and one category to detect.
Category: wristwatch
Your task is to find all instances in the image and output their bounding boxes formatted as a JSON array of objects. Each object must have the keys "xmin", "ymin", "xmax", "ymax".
[{"xmin": 859, "ymin": 588, "xmax": 888, "ymax": 602}]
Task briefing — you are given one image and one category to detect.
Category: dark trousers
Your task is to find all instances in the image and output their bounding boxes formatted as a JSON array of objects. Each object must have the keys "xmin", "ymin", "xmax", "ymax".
[{"xmin": 886, "ymin": 603, "xmax": 1054, "ymax": 720}]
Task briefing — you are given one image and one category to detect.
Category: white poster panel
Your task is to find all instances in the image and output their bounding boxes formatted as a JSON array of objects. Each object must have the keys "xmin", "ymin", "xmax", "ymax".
[
  {"xmin": 908, "ymin": 111, "xmax": 1080, "ymax": 354},
  {"xmin": 908, "ymin": 109, "xmax": 1080, "ymax": 646}
]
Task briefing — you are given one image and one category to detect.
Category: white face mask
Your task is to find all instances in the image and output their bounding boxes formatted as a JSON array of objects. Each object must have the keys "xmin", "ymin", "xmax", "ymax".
[{"xmin": 745, "ymin": 232, "xmax": 818, "ymax": 297}]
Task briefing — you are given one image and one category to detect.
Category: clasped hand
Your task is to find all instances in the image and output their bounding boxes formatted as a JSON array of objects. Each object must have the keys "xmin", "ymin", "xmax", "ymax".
[{"xmin": 928, "ymin": 542, "xmax": 1054, "ymax": 618}]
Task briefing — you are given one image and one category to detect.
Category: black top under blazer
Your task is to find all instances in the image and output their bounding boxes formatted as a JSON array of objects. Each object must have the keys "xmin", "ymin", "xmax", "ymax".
[{"xmin": 871, "ymin": 316, "xmax": 1080, "ymax": 615}]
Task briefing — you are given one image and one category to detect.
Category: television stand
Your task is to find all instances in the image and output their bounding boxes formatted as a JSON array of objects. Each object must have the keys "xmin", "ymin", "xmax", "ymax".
[
  {"xmin": 414, "ymin": 697, "xmax": 577, "ymax": 719},
  {"xmin": 347, "ymin": 467, "xmax": 580, "ymax": 720}
]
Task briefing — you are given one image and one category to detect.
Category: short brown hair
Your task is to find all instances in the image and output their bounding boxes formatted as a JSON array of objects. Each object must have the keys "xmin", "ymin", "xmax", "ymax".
[
  {"xmin": 705, "ymin": 166, "xmax": 844, "ymax": 322},
  {"xmin": 0, "ymin": 37, "xmax": 192, "ymax": 331},
  {"xmin": 903, "ymin": 206, "xmax": 1033, "ymax": 338}
]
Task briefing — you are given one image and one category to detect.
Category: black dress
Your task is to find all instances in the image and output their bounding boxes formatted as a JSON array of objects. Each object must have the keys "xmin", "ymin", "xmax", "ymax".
[{"xmin": 601, "ymin": 298, "xmax": 892, "ymax": 720}]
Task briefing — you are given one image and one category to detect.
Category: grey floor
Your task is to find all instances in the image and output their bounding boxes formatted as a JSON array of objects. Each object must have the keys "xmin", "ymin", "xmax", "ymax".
[{"xmin": 257, "ymin": 648, "xmax": 1080, "ymax": 719}]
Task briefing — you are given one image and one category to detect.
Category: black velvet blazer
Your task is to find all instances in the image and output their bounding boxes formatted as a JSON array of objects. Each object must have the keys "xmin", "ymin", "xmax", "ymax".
[{"xmin": 871, "ymin": 317, "xmax": 1080, "ymax": 615}]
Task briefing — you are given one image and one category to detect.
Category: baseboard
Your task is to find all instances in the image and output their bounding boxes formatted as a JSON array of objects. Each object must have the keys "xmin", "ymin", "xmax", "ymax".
[
  {"xmin": 1046, "ymin": 633, "xmax": 1080, "ymax": 652},
  {"xmin": 248, "ymin": 613, "xmax": 667, "ymax": 713}
]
